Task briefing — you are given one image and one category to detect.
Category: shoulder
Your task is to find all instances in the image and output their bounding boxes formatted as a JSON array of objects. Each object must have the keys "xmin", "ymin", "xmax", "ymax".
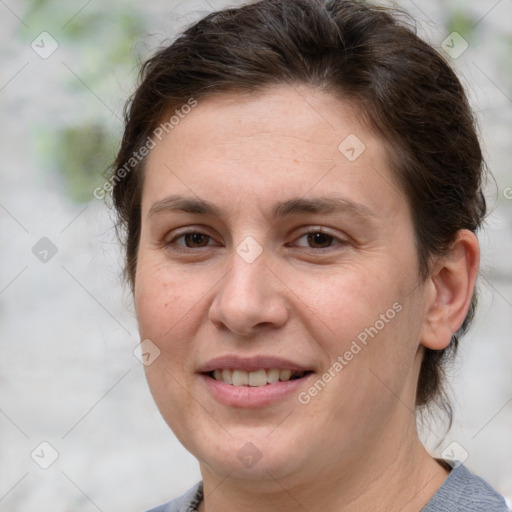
[
  {"xmin": 422, "ymin": 462, "xmax": 510, "ymax": 512},
  {"xmin": 143, "ymin": 482, "xmax": 203, "ymax": 512}
]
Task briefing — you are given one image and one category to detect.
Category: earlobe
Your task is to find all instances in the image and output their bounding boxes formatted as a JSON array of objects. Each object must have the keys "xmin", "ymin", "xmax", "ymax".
[{"xmin": 421, "ymin": 230, "xmax": 480, "ymax": 351}]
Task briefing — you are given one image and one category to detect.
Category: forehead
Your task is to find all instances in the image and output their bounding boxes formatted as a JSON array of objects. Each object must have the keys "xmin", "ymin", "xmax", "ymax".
[
  {"xmin": 150, "ymin": 86, "xmax": 371, "ymax": 163},
  {"xmin": 142, "ymin": 85, "xmax": 405, "ymax": 219}
]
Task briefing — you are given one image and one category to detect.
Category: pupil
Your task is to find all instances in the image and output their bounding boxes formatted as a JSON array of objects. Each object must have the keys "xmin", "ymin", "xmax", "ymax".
[
  {"xmin": 308, "ymin": 232, "xmax": 332, "ymax": 248},
  {"xmin": 186, "ymin": 233, "xmax": 208, "ymax": 247}
]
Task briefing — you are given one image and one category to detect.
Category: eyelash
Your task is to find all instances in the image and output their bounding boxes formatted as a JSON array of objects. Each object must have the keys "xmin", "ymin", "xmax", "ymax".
[{"xmin": 165, "ymin": 228, "xmax": 347, "ymax": 252}]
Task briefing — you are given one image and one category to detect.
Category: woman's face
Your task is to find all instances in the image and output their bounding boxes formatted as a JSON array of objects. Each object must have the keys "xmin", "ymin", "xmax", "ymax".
[{"xmin": 135, "ymin": 85, "xmax": 430, "ymax": 485}]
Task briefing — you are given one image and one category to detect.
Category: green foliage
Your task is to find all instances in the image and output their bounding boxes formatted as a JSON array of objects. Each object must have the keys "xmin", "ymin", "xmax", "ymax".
[
  {"xmin": 53, "ymin": 124, "xmax": 114, "ymax": 203},
  {"xmin": 20, "ymin": 0, "xmax": 146, "ymax": 204},
  {"xmin": 447, "ymin": 11, "xmax": 476, "ymax": 43}
]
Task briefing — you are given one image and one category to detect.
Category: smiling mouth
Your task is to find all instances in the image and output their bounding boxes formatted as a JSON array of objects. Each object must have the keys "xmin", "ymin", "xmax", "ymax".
[{"xmin": 205, "ymin": 368, "xmax": 311, "ymax": 387}]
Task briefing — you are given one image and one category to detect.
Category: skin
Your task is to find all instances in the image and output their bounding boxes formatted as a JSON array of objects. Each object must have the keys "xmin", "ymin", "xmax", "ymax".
[{"xmin": 134, "ymin": 85, "xmax": 479, "ymax": 512}]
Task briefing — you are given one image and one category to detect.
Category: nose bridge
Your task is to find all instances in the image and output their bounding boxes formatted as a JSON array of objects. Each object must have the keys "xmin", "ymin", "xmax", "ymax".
[{"xmin": 208, "ymin": 238, "xmax": 288, "ymax": 336}]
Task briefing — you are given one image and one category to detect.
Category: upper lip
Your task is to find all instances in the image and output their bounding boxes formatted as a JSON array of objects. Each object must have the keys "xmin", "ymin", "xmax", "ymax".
[{"xmin": 197, "ymin": 355, "xmax": 312, "ymax": 373}]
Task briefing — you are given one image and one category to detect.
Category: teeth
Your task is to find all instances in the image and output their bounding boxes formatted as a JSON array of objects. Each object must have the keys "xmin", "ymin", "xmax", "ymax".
[
  {"xmin": 232, "ymin": 370, "xmax": 249, "ymax": 386},
  {"xmin": 211, "ymin": 368, "xmax": 305, "ymax": 387},
  {"xmin": 279, "ymin": 369, "xmax": 292, "ymax": 381},
  {"xmin": 267, "ymin": 368, "xmax": 280, "ymax": 383},
  {"xmin": 249, "ymin": 369, "xmax": 267, "ymax": 387},
  {"xmin": 221, "ymin": 369, "xmax": 232, "ymax": 384}
]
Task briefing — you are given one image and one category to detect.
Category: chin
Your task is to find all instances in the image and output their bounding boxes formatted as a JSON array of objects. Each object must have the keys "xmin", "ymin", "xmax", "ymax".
[{"xmin": 189, "ymin": 429, "xmax": 310, "ymax": 482}]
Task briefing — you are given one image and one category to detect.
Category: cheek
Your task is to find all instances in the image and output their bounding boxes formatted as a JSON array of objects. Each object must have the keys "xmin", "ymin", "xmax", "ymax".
[
  {"xmin": 296, "ymin": 258, "xmax": 423, "ymax": 406},
  {"xmin": 293, "ymin": 262, "xmax": 404, "ymax": 349},
  {"xmin": 134, "ymin": 258, "xmax": 201, "ymax": 355},
  {"xmin": 134, "ymin": 262, "xmax": 208, "ymax": 433},
  {"xmin": 135, "ymin": 275, "xmax": 176, "ymax": 339}
]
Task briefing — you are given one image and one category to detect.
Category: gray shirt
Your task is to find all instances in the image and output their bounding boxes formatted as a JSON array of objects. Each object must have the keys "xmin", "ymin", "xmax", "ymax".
[{"xmin": 145, "ymin": 462, "xmax": 510, "ymax": 512}]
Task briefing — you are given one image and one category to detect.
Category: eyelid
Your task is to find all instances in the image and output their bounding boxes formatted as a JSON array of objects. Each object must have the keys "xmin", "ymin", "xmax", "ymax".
[
  {"xmin": 164, "ymin": 226, "xmax": 349, "ymax": 251},
  {"xmin": 291, "ymin": 227, "xmax": 348, "ymax": 249},
  {"xmin": 167, "ymin": 227, "xmax": 218, "ymax": 247}
]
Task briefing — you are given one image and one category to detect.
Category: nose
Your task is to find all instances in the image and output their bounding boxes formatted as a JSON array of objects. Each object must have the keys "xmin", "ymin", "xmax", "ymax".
[{"xmin": 208, "ymin": 250, "xmax": 290, "ymax": 337}]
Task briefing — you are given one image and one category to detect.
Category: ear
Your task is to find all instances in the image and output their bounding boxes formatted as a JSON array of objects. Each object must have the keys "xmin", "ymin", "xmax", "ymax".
[{"xmin": 421, "ymin": 230, "xmax": 480, "ymax": 350}]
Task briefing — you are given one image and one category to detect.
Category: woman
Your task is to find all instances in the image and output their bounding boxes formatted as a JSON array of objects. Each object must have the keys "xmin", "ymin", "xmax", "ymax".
[{"xmin": 110, "ymin": 0, "xmax": 509, "ymax": 510}]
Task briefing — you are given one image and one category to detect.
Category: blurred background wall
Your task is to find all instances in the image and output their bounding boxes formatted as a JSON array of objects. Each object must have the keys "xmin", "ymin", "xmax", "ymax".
[{"xmin": 1, "ymin": 0, "xmax": 511, "ymax": 510}]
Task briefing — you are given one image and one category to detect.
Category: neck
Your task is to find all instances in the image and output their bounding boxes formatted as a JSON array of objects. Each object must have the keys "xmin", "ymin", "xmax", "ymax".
[{"xmin": 198, "ymin": 417, "xmax": 450, "ymax": 512}]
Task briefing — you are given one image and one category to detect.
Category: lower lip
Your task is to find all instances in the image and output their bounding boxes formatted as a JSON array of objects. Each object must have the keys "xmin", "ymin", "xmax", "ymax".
[{"xmin": 200, "ymin": 373, "xmax": 312, "ymax": 408}]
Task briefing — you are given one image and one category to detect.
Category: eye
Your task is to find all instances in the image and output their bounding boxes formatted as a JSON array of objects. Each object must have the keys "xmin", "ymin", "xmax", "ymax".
[
  {"xmin": 165, "ymin": 228, "xmax": 346, "ymax": 252},
  {"xmin": 293, "ymin": 230, "xmax": 346, "ymax": 249},
  {"xmin": 168, "ymin": 230, "xmax": 215, "ymax": 249}
]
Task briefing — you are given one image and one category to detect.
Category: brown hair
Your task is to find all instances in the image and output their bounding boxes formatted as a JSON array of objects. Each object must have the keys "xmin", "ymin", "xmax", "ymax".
[{"xmin": 111, "ymin": 0, "xmax": 486, "ymax": 422}]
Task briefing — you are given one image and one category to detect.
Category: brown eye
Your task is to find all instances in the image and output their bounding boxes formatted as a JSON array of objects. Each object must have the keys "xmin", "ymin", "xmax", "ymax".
[
  {"xmin": 306, "ymin": 232, "xmax": 335, "ymax": 249},
  {"xmin": 294, "ymin": 230, "xmax": 345, "ymax": 250},
  {"xmin": 166, "ymin": 231, "xmax": 215, "ymax": 250},
  {"xmin": 181, "ymin": 232, "xmax": 211, "ymax": 248}
]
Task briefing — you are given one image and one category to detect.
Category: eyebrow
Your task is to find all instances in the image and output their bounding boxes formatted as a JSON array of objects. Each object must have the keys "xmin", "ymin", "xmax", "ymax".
[{"xmin": 147, "ymin": 194, "xmax": 376, "ymax": 221}]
